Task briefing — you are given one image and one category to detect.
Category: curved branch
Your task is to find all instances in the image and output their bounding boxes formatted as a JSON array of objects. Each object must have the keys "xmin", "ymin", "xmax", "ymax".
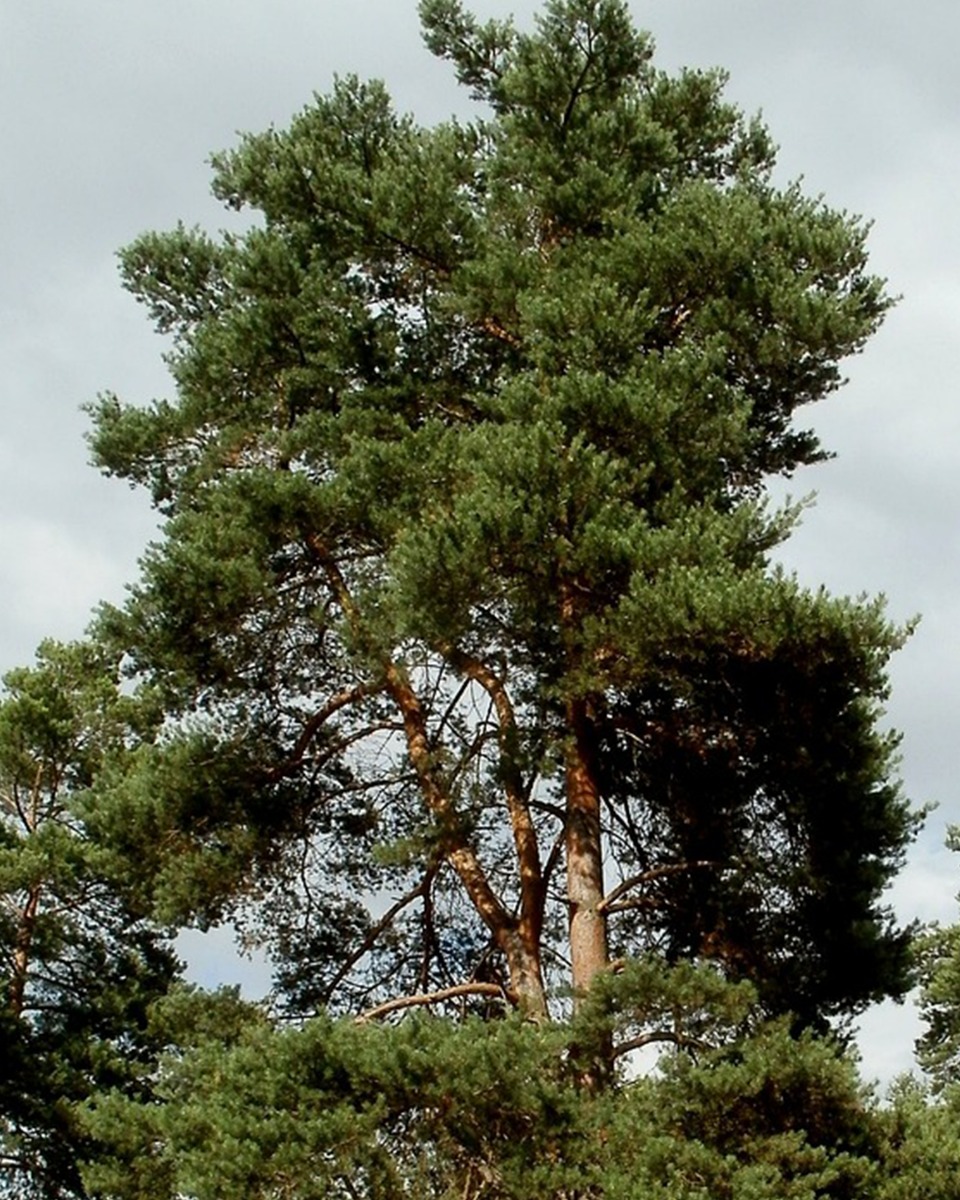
[
  {"xmin": 320, "ymin": 876, "xmax": 433, "ymax": 1005},
  {"xmin": 600, "ymin": 861, "xmax": 718, "ymax": 914},
  {"xmin": 612, "ymin": 1029, "xmax": 710, "ymax": 1061},
  {"xmin": 559, "ymin": 49, "xmax": 596, "ymax": 134},
  {"xmin": 289, "ymin": 681, "xmax": 383, "ymax": 762},
  {"xmin": 268, "ymin": 715, "xmax": 398, "ymax": 781},
  {"xmin": 355, "ymin": 982, "xmax": 508, "ymax": 1023},
  {"xmin": 445, "ymin": 648, "xmax": 545, "ymax": 947}
]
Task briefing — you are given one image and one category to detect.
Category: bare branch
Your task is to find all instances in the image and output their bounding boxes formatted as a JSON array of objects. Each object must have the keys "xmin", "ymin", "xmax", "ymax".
[
  {"xmin": 427, "ymin": 667, "xmax": 470, "ymax": 748},
  {"xmin": 321, "ymin": 877, "xmax": 433, "ymax": 1005},
  {"xmin": 336, "ymin": 1172, "xmax": 363, "ymax": 1200},
  {"xmin": 600, "ymin": 861, "xmax": 718, "ymax": 914},
  {"xmin": 288, "ymin": 681, "xmax": 384, "ymax": 763},
  {"xmin": 355, "ymin": 981, "xmax": 508, "ymax": 1023},
  {"xmin": 559, "ymin": 50, "xmax": 595, "ymax": 134},
  {"xmin": 268, "ymin": 718, "xmax": 401, "ymax": 783},
  {"xmin": 613, "ymin": 1029, "xmax": 710, "ymax": 1061},
  {"xmin": 305, "ymin": 538, "xmax": 517, "ymax": 962},
  {"xmin": 540, "ymin": 828, "xmax": 566, "ymax": 895}
]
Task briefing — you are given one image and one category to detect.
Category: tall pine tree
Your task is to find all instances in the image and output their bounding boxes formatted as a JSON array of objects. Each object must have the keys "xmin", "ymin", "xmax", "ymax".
[{"xmin": 86, "ymin": 0, "xmax": 914, "ymax": 1027}]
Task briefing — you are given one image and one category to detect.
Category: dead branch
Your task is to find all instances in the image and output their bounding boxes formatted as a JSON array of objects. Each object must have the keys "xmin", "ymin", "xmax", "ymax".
[
  {"xmin": 321, "ymin": 877, "xmax": 434, "ymax": 1005},
  {"xmin": 600, "ymin": 861, "xmax": 718, "ymax": 914},
  {"xmin": 612, "ymin": 1029, "xmax": 710, "ymax": 1061},
  {"xmin": 479, "ymin": 316, "xmax": 521, "ymax": 347},
  {"xmin": 355, "ymin": 981, "xmax": 508, "ymax": 1023}
]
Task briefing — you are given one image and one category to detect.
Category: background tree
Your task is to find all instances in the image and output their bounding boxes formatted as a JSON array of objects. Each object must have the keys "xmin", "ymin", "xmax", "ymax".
[
  {"xmin": 875, "ymin": 1078, "xmax": 960, "ymax": 1200},
  {"xmin": 860, "ymin": 838, "xmax": 960, "ymax": 1200},
  {"xmin": 914, "ymin": 826, "xmax": 960, "ymax": 1089},
  {"xmin": 0, "ymin": 641, "xmax": 179, "ymax": 1199},
  {"xmin": 86, "ymin": 0, "xmax": 914, "ymax": 1029}
]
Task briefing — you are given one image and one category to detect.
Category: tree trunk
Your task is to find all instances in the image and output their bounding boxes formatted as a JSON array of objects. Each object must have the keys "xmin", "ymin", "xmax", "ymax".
[
  {"xmin": 444, "ymin": 649, "xmax": 550, "ymax": 1021},
  {"xmin": 386, "ymin": 661, "xmax": 551, "ymax": 1018},
  {"xmin": 10, "ymin": 885, "xmax": 40, "ymax": 1019},
  {"xmin": 501, "ymin": 925, "xmax": 549, "ymax": 1021},
  {"xmin": 565, "ymin": 695, "xmax": 609, "ymax": 1004}
]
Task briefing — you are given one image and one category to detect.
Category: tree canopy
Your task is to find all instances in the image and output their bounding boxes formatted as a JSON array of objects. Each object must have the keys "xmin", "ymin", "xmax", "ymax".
[
  {"xmin": 84, "ymin": 0, "xmax": 914, "ymax": 1029},
  {"xmin": 1, "ymin": 2, "xmax": 936, "ymax": 1196}
]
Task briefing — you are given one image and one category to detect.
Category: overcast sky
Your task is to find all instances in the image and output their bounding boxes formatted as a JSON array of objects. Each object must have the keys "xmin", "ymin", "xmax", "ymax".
[{"xmin": 3, "ymin": 0, "xmax": 958, "ymax": 1086}]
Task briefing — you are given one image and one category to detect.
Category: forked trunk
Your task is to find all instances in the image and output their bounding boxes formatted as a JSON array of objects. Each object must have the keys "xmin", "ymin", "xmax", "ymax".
[{"xmin": 501, "ymin": 926, "xmax": 549, "ymax": 1022}]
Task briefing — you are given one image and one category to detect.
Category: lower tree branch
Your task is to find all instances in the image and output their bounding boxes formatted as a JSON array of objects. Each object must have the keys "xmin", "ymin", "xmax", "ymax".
[
  {"xmin": 613, "ymin": 1029, "xmax": 710, "ymax": 1061},
  {"xmin": 355, "ymin": 982, "xmax": 508, "ymax": 1023}
]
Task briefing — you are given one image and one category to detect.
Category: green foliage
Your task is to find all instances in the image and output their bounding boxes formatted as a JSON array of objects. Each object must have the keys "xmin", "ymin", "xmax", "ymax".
[
  {"xmin": 78, "ymin": 0, "xmax": 914, "ymax": 1029},
  {"xmin": 598, "ymin": 1026, "xmax": 880, "ymax": 1200},
  {"xmin": 597, "ymin": 588, "xmax": 917, "ymax": 1025},
  {"xmin": 3, "ymin": 8, "xmax": 936, "ymax": 1193},
  {"xmin": 0, "ymin": 642, "xmax": 179, "ymax": 1198},
  {"xmin": 875, "ymin": 1078, "xmax": 960, "ymax": 1200},
  {"xmin": 81, "ymin": 963, "xmax": 885, "ymax": 1200},
  {"xmin": 914, "ymin": 827, "xmax": 960, "ymax": 1090}
]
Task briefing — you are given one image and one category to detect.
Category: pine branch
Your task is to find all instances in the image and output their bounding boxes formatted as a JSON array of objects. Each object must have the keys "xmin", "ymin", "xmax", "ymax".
[
  {"xmin": 612, "ymin": 1029, "xmax": 710, "ymax": 1061},
  {"xmin": 600, "ymin": 861, "xmax": 718, "ymax": 914},
  {"xmin": 355, "ymin": 981, "xmax": 508, "ymax": 1023}
]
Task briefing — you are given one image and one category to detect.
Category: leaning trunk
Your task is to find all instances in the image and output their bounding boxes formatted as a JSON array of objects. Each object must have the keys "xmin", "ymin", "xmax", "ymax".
[{"xmin": 387, "ymin": 660, "xmax": 550, "ymax": 1019}]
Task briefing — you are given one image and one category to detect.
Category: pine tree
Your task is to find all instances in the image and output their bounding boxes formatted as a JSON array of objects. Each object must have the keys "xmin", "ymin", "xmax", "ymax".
[
  {"xmin": 80, "ymin": 965, "xmax": 885, "ymax": 1200},
  {"xmin": 0, "ymin": 642, "xmax": 178, "ymax": 1199},
  {"xmin": 86, "ymin": 0, "xmax": 914, "ymax": 1029}
]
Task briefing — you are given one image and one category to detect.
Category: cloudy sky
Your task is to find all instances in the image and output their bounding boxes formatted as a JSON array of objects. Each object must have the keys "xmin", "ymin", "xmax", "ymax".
[{"xmin": 3, "ymin": 0, "xmax": 958, "ymax": 1085}]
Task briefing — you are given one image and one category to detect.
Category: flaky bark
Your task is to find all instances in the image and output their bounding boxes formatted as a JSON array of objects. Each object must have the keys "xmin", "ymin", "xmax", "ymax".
[{"xmin": 564, "ymin": 694, "xmax": 609, "ymax": 1003}]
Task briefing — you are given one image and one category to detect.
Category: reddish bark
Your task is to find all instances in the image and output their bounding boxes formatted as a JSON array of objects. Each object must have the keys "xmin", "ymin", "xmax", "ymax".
[
  {"xmin": 9, "ymin": 884, "xmax": 40, "ymax": 1019},
  {"xmin": 564, "ymin": 695, "xmax": 609, "ymax": 1004},
  {"xmin": 386, "ymin": 661, "xmax": 549, "ymax": 1020}
]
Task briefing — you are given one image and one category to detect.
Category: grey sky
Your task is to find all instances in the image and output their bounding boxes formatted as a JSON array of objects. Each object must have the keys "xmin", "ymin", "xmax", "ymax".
[{"xmin": 3, "ymin": 0, "xmax": 958, "ymax": 1085}]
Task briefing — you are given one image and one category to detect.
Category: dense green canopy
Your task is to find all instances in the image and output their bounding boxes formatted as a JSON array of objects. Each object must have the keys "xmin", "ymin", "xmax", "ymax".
[
  {"xmin": 0, "ymin": 643, "xmax": 177, "ymax": 1198},
  {"xmin": 3, "ymin": 3, "xmax": 944, "ymax": 1196},
  {"xmin": 85, "ymin": 0, "xmax": 914, "ymax": 1026}
]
